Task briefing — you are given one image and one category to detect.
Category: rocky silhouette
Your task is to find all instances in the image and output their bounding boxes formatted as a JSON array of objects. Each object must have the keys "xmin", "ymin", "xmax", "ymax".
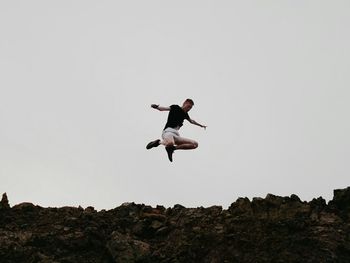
[{"xmin": 1, "ymin": 188, "xmax": 350, "ymax": 262}]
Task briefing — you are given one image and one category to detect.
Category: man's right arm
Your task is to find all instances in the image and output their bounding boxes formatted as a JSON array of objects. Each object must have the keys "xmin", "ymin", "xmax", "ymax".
[{"xmin": 151, "ymin": 104, "xmax": 170, "ymax": 111}]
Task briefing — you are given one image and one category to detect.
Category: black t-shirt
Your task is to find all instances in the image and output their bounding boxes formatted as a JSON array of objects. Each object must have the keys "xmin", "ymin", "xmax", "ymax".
[{"xmin": 164, "ymin": 105, "xmax": 190, "ymax": 130}]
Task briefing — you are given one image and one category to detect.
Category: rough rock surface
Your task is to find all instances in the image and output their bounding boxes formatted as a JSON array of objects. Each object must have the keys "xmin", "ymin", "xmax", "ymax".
[{"xmin": 1, "ymin": 188, "xmax": 350, "ymax": 262}]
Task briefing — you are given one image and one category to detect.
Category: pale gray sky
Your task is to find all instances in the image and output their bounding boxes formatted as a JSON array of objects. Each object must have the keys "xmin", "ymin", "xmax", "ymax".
[{"xmin": 1, "ymin": 1, "xmax": 349, "ymax": 210}]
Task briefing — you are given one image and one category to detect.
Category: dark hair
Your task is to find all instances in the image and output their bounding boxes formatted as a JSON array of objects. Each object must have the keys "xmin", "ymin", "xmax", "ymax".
[{"xmin": 185, "ymin": 98, "xmax": 194, "ymax": 105}]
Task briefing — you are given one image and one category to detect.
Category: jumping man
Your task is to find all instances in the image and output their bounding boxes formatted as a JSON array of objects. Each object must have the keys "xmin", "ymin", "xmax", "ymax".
[{"xmin": 146, "ymin": 99, "xmax": 207, "ymax": 162}]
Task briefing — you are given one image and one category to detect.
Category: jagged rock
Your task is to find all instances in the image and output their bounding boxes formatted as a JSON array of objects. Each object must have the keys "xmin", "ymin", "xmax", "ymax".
[
  {"xmin": 106, "ymin": 231, "xmax": 150, "ymax": 262},
  {"xmin": 0, "ymin": 193, "xmax": 10, "ymax": 209},
  {"xmin": 12, "ymin": 202, "xmax": 40, "ymax": 211},
  {"xmin": 329, "ymin": 187, "xmax": 350, "ymax": 210},
  {"xmin": 290, "ymin": 193, "xmax": 302, "ymax": 202},
  {"xmin": 328, "ymin": 187, "xmax": 350, "ymax": 219},
  {"xmin": 0, "ymin": 188, "xmax": 350, "ymax": 262},
  {"xmin": 228, "ymin": 197, "xmax": 252, "ymax": 216},
  {"xmin": 84, "ymin": 206, "xmax": 96, "ymax": 213},
  {"xmin": 333, "ymin": 187, "xmax": 350, "ymax": 205},
  {"xmin": 310, "ymin": 196, "xmax": 327, "ymax": 208}
]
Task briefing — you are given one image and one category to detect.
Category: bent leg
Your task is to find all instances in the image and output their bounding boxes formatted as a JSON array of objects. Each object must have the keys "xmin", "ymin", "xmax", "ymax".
[
  {"xmin": 161, "ymin": 132, "xmax": 175, "ymax": 147},
  {"xmin": 161, "ymin": 131, "xmax": 177, "ymax": 162},
  {"xmin": 174, "ymin": 136, "xmax": 198, "ymax": 150}
]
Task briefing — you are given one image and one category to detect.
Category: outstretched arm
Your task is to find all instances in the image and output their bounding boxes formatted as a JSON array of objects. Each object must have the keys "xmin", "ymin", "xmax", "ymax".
[
  {"xmin": 151, "ymin": 104, "xmax": 170, "ymax": 111},
  {"xmin": 189, "ymin": 118, "xmax": 207, "ymax": 129}
]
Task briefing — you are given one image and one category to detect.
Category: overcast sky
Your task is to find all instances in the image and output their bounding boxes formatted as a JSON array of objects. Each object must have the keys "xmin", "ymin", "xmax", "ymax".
[{"xmin": 1, "ymin": 1, "xmax": 349, "ymax": 210}]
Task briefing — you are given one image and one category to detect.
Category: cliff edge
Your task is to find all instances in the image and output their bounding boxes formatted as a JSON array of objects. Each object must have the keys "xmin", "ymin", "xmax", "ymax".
[{"xmin": 1, "ymin": 188, "xmax": 350, "ymax": 263}]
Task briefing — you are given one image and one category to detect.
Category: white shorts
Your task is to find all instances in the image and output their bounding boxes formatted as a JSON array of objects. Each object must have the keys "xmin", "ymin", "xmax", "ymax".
[{"xmin": 162, "ymin": 127, "xmax": 197, "ymax": 146}]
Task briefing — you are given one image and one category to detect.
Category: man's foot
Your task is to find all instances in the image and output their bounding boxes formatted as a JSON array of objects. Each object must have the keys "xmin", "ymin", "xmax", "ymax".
[
  {"xmin": 165, "ymin": 145, "xmax": 176, "ymax": 162},
  {"xmin": 146, "ymin": 139, "xmax": 161, "ymax": 149}
]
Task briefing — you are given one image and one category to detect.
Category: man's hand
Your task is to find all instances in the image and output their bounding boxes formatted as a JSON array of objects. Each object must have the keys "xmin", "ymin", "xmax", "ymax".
[
  {"xmin": 199, "ymin": 124, "xmax": 207, "ymax": 130},
  {"xmin": 151, "ymin": 104, "xmax": 159, "ymax": 109}
]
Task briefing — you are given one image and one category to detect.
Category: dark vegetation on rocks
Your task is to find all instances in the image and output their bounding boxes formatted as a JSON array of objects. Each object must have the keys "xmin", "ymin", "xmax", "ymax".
[{"xmin": 1, "ymin": 188, "xmax": 350, "ymax": 262}]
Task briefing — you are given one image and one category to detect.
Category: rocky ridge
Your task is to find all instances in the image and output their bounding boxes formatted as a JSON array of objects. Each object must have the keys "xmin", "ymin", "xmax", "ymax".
[{"xmin": 1, "ymin": 188, "xmax": 350, "ymax": 262}]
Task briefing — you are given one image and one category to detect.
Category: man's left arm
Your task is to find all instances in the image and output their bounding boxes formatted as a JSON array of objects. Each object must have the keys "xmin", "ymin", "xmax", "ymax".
[{"xmin": 189, "ymin": 118, "xmax": 207, "ymax": 129}]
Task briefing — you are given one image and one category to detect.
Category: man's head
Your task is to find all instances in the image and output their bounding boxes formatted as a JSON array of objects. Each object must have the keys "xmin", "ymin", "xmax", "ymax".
[{"xmin": 182, "ymin": 98, "xmax": 194, "ymax": 112}]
